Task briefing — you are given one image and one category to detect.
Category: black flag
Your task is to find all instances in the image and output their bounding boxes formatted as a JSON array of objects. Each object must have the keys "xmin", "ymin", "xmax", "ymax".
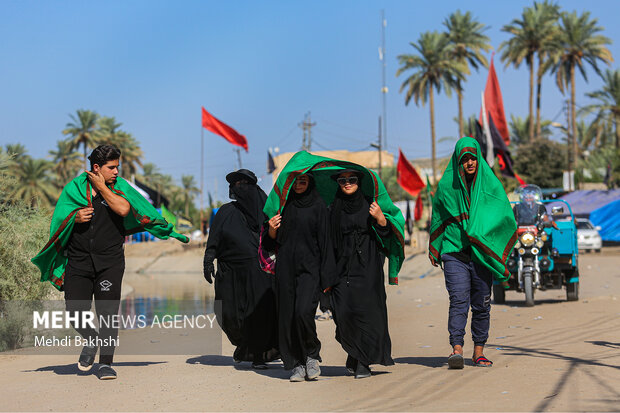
[
  {"xmin": 267, "ymin": 151, "xmax": 276, "ymax": 174},
  {"xmin": 405, "ymin": 200, "xmax": 413, "ymax": 236}
]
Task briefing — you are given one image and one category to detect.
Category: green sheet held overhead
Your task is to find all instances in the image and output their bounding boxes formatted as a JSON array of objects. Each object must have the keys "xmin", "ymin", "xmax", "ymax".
[{"xmin": 263, "ymin": 151, "xmax": 405, "ymax": 285}]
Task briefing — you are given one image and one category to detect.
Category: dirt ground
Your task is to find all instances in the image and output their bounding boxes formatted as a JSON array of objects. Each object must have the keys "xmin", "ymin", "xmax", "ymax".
[{"xmin": 1, "ymin": 242, "xmax": 619, "ymax": 412}]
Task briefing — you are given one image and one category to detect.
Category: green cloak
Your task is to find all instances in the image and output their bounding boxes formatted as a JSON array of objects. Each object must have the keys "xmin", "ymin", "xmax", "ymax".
[
  {"xmin": 429, "ymin": 137, "xmax": 517, "ymax": 281},
  {"xmin": 32, "ymin": 173, "xmax": 189, "ymax": 290},
  {"xmin": 263, "ymin": 151, "xmax": 405, "ymax": 285}
]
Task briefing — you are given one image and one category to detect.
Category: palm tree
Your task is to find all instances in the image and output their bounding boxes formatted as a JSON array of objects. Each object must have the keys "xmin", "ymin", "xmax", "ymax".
[
  {"xmin": 48, "ymin": 139, "xmax": 82, "ymax": 187},
  {"xmin": 397, "ymin": 31, "xmax": 464, "ymax": 182},
  {"xmin": 443, "ymin": 10, "xmax": 491, "ymax": 138},
  {"xmin": 117, "ymin": 132, "xmax": 143, "ymax": 178},
  {"xmin": 141, "ymin": 162, "xmax": 160, "ymax": 181},
  {"xmin": 532, "ymin": 1, "xmax": 561, "ymax": 138},
  {"xmin": 0, "ymin": 147, "xmax": 14, "ymax": 172},
  {"xmin": 181, "ymin": 175, "xmax": 199, "ymax": 218},
  {"xmin": 10, "ymin": 157, "xmax": 57, "ymax": 207},
  {"xmin": 62, "ymin": 109, "xmax": 99, "ymax": 169},
  {"xmin": 5, "ymin": 143, "xmax": 28, "ymax": 160},
  {"xmin": 550, "ymin": 11, "xmax": 613, "ymax": 168},
  {"xmin": 500, "ymin": 2, "xmax": 560, "ymax": 142},
  {"xmin": 95, "ymin": 116, "xmax": 123, "ymax": 145},
  {"xmin": 581, "ymin": 69, "xmax": 620, "ymax": 149},
  {"xmin": 509, "ymin": 115, "xmax": 553, "ymax": 146}
]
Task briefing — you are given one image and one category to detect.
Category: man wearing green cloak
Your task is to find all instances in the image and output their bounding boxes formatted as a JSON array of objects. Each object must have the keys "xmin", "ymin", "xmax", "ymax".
[
  {"xmin": 32, "ymin": 145, "xmax": 188, "ymax": 380},
  {"xmin": 428, "ymin": 137, "xmax": 517, "ymax": 369}
]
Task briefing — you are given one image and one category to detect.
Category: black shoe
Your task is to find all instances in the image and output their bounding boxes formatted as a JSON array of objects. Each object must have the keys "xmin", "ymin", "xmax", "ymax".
[
  {"xmin": 77, "ymin": 345, "xmax": 97, "ymax": 372},
  {"xmin": 354, "ymin": 363, "xmax": 371, "ymax": 379},
  {"xmin": 345, "ymin": 355, "xmax": 358, "ymax": 375},
  {"xmin": 252, "ymin": 362, "xmax": 268, "ymax": 370},
  {"xmin": 97, "ymin": 364, "xmax": 117, "ymax": 380}
]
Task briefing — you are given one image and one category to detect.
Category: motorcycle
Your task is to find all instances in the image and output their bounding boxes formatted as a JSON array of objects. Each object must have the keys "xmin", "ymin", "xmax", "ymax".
[{"xmin": 493, "ymin": 186, "xmax": 579, "ymax": 306}]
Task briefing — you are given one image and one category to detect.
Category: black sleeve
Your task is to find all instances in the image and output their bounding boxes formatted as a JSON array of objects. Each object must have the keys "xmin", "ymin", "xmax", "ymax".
[
  {"xmin": 261, "ymin": 221, "xmax": 277, "ymax": 251},
  {"xmin": 373, "ymin": 220, "xmax": 392, "ymax": 238},
  {"xmin": 204, "ymin": 204, "xmax": 231, "ymax": 264}
]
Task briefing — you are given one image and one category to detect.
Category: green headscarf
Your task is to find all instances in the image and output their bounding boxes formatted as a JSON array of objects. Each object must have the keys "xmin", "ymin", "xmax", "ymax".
[
  {"xmin": 263, "ymin": 151, "xmax": 405, "ymax": 285},
  {"xmin": 429, "ymin": 137, "xmax": 517, "ymax": 281},
  {"xmin": 32, "ymin": 173, "xmax": 188, "ymax": 290}
]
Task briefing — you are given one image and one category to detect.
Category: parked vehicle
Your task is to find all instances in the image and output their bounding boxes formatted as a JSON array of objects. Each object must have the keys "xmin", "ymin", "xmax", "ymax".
[
  {"xmin": 494, "ymin": 185, "xmax": 579, "ymax": 306},
  {"xmin": 576, "ymin": 218, "xmax": 602, "ymax": 253}
]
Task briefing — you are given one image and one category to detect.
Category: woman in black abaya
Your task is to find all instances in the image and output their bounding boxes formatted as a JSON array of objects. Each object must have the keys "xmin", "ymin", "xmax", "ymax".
[
  {"xmin": 203, "ymin": 169, "xmax": 278, "ymax": 368},
  {"xmin": 266, "ymin": 173, "xmax": 336, "ymax": 382},
  {"xmin": 329, "ymin": 169, "xmax": 394, "ymax": 379}
]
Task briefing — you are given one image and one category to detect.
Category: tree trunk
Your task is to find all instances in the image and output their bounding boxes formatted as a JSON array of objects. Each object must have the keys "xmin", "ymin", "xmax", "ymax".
[
  {"xmin": 83, "ymin": 141, "xmax": 88, "ymax": 170},
  {"xmin": 614, "ymin": 115, "xmax": 620, "ymax": 149},
  {"xmin": 571, "ymin": 64, "xmax": 578, "ymax": 170},
  {"xmin": 535, "ymin": 56, "xmax": 543, "ymax": 139},
  {"xmin": 528, "ymin": 55, "xmax": 535, "ymax": 142},
  {"xmin": 457, "ymin": 80, "xmax": 463, "ymax": 139},
  {"xmin": 430, "ymin": 83, "xmax": 437, "ymax": 184}
]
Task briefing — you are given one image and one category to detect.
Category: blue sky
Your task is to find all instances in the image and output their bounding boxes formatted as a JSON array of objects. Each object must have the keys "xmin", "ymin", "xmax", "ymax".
[{"xmin": 1, "ymin": 0, "xmax": 619, "ymax": 201}]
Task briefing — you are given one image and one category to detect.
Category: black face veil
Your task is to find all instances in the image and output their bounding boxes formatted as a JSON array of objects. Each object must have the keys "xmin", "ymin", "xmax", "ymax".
[{"xmin": 229, "ymin": 183, "xmax": 267, "ymax": 232}]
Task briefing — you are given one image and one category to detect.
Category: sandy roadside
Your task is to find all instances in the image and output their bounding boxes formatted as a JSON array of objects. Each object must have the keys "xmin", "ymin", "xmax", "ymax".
[{"xmin": 1, "ymin": 242, "xmax": 619, "ymax": 412}]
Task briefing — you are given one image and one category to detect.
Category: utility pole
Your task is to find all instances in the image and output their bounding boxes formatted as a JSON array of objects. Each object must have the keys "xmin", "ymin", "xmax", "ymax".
[
  {"xmin": 380, "ymin": 10, "xmax": 388, "ymax": 153},
  {"xmin": 299, "ymin": 112, "xmax": 316, "ymax": 151},
  {"xmin": 200, "ymin": 126, "xmax": 204, "ymax": 233},
  {"xmin": 371, "ymin": 116, "xmax": 383, "ymax": 179},
  {"xmin": 235, "ymin": 148, "xmax": 242, "ymax": 169},
  {"xmin": 565, "ymin": 99, "xmax": 574, "ymax": 191}
]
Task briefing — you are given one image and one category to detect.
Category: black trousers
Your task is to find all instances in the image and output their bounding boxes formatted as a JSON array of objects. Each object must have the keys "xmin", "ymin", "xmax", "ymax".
[{"xmin": 64, "ymin": 259, "xmax": 125, "ymax": 365}]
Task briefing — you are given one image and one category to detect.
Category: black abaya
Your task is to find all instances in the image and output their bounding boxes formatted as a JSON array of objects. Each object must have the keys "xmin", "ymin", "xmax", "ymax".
[
  {"xmin": 204, "ymin": 189, "xmax": 279, "ymax": 363},
  {"xmin": 330, "ymin": 192, "xmax": 394, "ymax": 367},
  {"xmin": 267, "ymin": 186, "xmax": 336, "ymax": 370}
]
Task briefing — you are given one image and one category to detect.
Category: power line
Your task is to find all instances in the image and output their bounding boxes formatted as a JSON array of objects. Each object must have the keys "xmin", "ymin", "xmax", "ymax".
[{"xmin": 313, "ymin": 117, "xmax": 375, "ymax": 138}]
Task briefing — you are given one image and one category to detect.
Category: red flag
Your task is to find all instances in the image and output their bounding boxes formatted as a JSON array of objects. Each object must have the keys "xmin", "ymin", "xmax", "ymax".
[
  {"xmin": 201, "ymin": 107, "xmax": 248, "ymax": 151},
  {"xmin": 414, "ymin": 195, "xmax": 423, "ymax": 221},
  {"xmin": 397, "ymin": 148, "xmax": 425, "ymax": 198},
  {"xmin": 479, "ymin": 57, "xmax": 510, "ymax": 145}
]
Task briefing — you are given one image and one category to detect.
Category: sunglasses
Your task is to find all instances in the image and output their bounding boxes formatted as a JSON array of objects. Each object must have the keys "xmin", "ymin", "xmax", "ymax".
[{"xmin": 337, "ymin": 176, "xmax": 359, "ymax": 186}]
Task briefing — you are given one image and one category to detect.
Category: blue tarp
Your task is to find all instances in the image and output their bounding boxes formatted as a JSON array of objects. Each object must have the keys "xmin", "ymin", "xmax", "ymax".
[
  {"xmin": 559, "ymin": 189, "xmax": 620, "ymax": 217},
  {"xmin": 590, "ymin": 199, "xmax": 620, "ymax": 242}
]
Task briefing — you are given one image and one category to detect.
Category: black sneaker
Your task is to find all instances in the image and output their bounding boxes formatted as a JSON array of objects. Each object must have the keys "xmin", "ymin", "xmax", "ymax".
[
  {"xmin": 97, "ymin": 364, "xmax": 117, "ymax": 380},
  {"xmin": 355, "ymin": 363, "xmax": 371, "ymax": 379},
  {"xmin": 77, "ymin": 345, "xmax": 97, "ymax": 372},
  {"xmin": 252, "ymin": 362, "xmax": 268, "ymax": 370}
]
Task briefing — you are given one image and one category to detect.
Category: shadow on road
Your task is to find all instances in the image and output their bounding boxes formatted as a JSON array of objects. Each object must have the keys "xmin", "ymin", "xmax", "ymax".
[
  {"xmin": 493, "ymin": 298, "xmax": 567, "ymax": 307},
  {"xmin": 487, "ymin": 343, "xmax": 620, "ymax": 411},
  {"xmin": 23, "ymin": 361, "xmax": 166, "ymax": 375},
  {"xmin": 186, "ymin": 355, "xmax": 390, "ymax": 380},
  {"xmin": 394, "ymin": 356, "xmax": 446, "ymax": 368},
  {"xmin": 186, "ymin": 355, "xmax": 236, "ymax": 366},
  {"xmin": 585, "ymin": 340, "xmax": 620, "ymax": 349}
]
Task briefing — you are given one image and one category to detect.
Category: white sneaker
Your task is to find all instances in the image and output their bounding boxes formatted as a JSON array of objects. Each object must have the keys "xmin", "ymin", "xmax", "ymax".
[
  {"xmin": 306, "ymin": 357, "xmax": 321, "ymax": 380},
  {"xmin": 290, "ymin": 365, "xmax": 306, "ymax": 382}
]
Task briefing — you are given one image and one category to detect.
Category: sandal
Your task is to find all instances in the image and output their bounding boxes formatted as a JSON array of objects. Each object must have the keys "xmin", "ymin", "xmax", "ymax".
[
  {"xmin": 448, "ymin": 352, "xmax": 464, "ymax": 369},
  {"xmin": 472, "ymin": 356, "xmax": 493, "ymax": 367}
]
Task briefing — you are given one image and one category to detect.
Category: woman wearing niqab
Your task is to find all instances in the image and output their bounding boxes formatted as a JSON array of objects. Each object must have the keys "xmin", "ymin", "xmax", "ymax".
[{"xmin": 203, "ymin": 169, "xmax": 279, "ymax": 368}]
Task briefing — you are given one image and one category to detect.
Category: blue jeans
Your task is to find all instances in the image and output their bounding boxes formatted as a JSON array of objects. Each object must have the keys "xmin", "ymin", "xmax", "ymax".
[{"xmin": 441, "ymin": 254, "xmax": 492, "ymax": 347}]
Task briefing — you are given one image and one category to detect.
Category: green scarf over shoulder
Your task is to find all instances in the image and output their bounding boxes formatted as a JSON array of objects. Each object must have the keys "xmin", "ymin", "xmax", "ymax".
[
  {"xmin": 429, "ymin": 137, "xmax": 517, "ymax": 281},
  {"xmin": 32, "ymin": 173, "xmax": 189, "ymax": 290},
  {"xmin": 263, "ymin": 151, "xmax": 405, "ymax": 285}
]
